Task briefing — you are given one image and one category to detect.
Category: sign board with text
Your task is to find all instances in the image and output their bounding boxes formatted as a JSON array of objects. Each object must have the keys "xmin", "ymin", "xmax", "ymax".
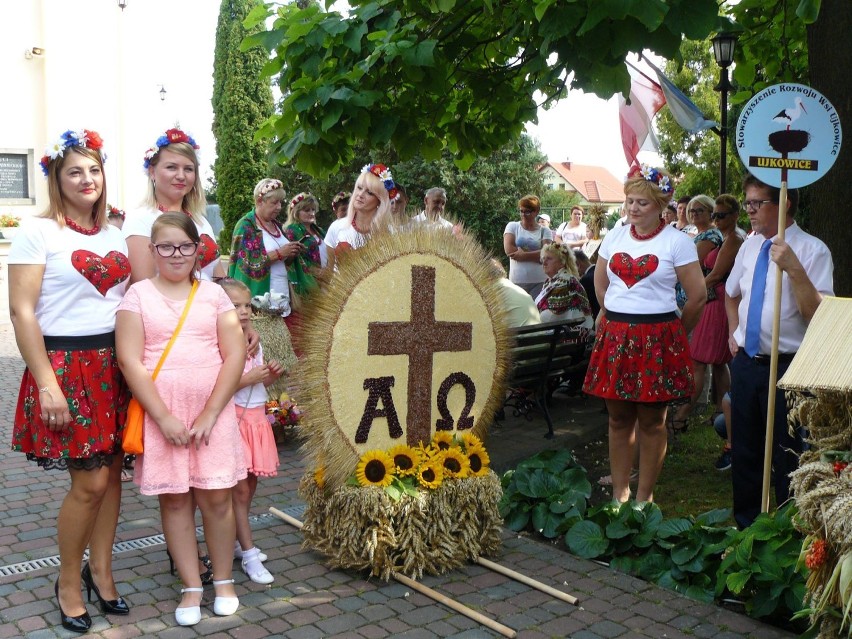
[{"xmin": 0, "ymin": 149, "xmax": 36, "ymax": 204}]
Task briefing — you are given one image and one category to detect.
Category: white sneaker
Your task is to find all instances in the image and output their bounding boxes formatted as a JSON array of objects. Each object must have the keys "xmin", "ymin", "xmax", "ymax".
[
  {"xmin": 212, "ymin": 579, "xmax": 239, "ymax": 616},
  {"xmin": 241, "ymin": 547, "xmax": 274, "ymax": 585},
  {"xmin": 234, "ymin": 541, "xmax": 267, "ymax": 562}
]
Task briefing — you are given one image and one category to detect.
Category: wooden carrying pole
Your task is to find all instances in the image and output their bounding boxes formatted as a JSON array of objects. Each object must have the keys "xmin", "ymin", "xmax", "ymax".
[
  {"xmin": 475, "ymin": 557, "xmax": 578, "ymax": 605},
  {"xmin": 268, "ymin": 507, "xmax": 518, "ymax": 638},
  {"xmin": 761, "ymin": 182, "xmax": 788, "ymax": 513}
]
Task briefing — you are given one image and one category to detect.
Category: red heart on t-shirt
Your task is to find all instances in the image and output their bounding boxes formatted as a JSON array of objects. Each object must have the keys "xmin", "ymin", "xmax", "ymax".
[
  {"xmin": 609, "ymin": 252, "xmax": 659, "ymax": 288},
  {"xmin": 198, "ymin": 234, "xmax": 220, "ymax": 269},
  {"xmin": 71, "ymin": 250, "xmax": 131, "ymax": 296}
]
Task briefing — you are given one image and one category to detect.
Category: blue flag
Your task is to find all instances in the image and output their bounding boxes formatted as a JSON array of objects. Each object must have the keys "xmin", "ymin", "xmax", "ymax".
[{"xmin": 640, "ymin": 59, "xmax": 718, "ymax": 133}]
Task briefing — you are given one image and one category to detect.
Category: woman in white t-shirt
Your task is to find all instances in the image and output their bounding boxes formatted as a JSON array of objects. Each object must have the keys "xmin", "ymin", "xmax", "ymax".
[
  {"xmin": 554, "ymin": 205, "xmax": 587, "ymax": 248},
  {"xmin": 124, "ymin": 128, "xmax": 225, "ymax": 284},
  {"xmin": 329, "ymin": 163, "xmax": 397, "ymax": 269},
  {"xmin": 582, "ymin": 166, "xmax": 706, "ymax": 504},
  {"xmin": 9, "ymin": 130, "xmax": 131, "ymax": 631},
  {"xmin": 503, "ymin": 194, "xmax": 553, "ymax": 298}
]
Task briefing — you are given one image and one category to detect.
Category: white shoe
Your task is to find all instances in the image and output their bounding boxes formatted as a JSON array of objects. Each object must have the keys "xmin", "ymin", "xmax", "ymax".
[
  {"xmin": 234, "ymin": 542, "xmax": 267, "ymax": 562},
  {"xmin": 175, "ymin": 587, "xmax": 203, "ymax": 626},
  {"xmin": 212, "ymin": 579, "xmax": 239, "ymax": 616},
  {"xmin": 241, "ymin": 548, "xmax": 274, "ymax": 585}
]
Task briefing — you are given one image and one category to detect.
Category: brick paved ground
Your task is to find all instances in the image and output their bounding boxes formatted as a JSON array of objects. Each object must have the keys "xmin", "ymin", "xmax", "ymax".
[{"xmin": 0, "ymin": 324, "xmax": 792, "ymax": 638}]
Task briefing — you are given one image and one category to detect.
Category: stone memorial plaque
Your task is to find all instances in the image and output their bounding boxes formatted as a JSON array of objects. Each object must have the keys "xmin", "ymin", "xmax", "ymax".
[{"xmin": 0, "ymin": 149, "xmax": 36, "ymax": 204}]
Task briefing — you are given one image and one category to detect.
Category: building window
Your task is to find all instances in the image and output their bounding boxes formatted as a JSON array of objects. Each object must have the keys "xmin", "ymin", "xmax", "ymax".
[{"xmin": 558, "ymin": 183, "xmax": 565, "ymax": 190}]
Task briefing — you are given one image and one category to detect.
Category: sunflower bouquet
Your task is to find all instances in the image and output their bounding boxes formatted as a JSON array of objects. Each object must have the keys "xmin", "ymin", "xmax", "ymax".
[
  {"xmin": 299, "ymin": 431, "xmax": 503, "ymax": 579},
  {"xmin": 349, "ymin": 431, "xmax": 491, "ymax": 501}
]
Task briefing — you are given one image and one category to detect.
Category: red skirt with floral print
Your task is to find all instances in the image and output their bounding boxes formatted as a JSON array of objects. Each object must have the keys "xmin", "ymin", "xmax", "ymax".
[
  {"xmin": 583, "ymin": 314, "xmax": 695, "ymax": 403},
  {"xmin": 12, "ymin": 345, "xmax": 128, "ymax": 467}
]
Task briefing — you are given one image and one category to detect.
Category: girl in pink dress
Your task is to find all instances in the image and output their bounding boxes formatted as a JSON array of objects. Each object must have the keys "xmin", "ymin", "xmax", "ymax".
[
  {"xmin": 116, "ymin": 213, "xmax": 246, "ymax": 626},
  {"xmin": 218, "ymin": 278, "xmax": 283, "ymax": 585}
]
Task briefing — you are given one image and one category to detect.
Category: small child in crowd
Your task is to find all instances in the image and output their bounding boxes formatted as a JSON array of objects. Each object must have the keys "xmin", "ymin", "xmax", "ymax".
[{"xmin": 218, "ymin": 278, "xmax": 284, "ymax": 584}]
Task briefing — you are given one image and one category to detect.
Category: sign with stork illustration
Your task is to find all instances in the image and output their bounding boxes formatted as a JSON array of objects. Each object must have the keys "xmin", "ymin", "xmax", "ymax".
[
  {"xmin": 735, "ymin": 82, "xmax": 843, "ymax": 515},
  {"xmin": 736, "ymin": 82, "xmax": 842, "ymax": 188}
]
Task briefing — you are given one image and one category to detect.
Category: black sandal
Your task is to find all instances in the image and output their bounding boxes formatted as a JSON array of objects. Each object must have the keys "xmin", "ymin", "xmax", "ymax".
[
  {"xmin": 166, "ymin": 549, "xmax": 213, "ymax": 585},
  {"xmin": 123, "ymin": 455, "xmax": 136, "ymax": 470}
]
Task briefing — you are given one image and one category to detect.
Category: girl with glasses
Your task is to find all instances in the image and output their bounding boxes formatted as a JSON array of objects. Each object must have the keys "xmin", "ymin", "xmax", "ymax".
[{"xmin": 117, "ymin": 213, "xmax": 246, "ymax": 626}]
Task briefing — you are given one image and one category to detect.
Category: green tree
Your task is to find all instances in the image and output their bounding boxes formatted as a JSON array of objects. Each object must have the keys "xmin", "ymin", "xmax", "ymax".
[
  {"xmin": 656, "ymin": 39, "xmax": 745, "ymax": 199},
  {"xmin": 212, "ymin": 0, "xmax": 274, "ymax": 251},
  {"xmin": 244, "ymin": 0, "xmax": 720, "ymax": 175}
]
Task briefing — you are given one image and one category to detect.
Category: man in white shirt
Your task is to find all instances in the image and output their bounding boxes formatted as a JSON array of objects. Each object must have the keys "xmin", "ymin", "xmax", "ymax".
[
  {"xmin": 725, "ymin": 174, "xmax": 834, "ymax": 528},
  {"xmin": 412, "ymin": 187, "xmax": 454, "ymax": 229}
]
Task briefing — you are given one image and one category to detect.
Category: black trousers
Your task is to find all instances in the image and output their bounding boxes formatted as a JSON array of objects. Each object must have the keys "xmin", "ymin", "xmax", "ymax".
[{"xmin": 730, "ymin": 350, "xmax": 801, "ymax": 529}]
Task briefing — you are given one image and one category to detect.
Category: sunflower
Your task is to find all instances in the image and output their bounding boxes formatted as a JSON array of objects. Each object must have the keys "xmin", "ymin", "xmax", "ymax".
[
  {"xmin": 431, "ymin": 431, "xmax": 455, "ymax": 451},
  {"xmin": 460, "ymin": 431, "xmax": 483, "ymax": 451},
  {"xmin": 388, "ymin": 444, "xmax": 421, "ymax": 476},
  {"xmin": 441, "ymin": 448, "xmax": 471, "ymax": 479},
  {"xmin": 314, "ymin": 466, "xmax": 325, "ymax": 488},
  {"xmin": 465, "ymin": 443, "xmax": 490, "ymax": 477},
  {"xmin": 417, "ymin": 458, "xmax": 444, "ymax": 489},
  {"xmin": 355, "ymin": 450, "xmax": 395, "ymax": 488}
]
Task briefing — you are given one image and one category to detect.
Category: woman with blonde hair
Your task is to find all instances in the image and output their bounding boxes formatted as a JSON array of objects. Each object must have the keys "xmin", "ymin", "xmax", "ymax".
[
  {"xmin": 328, "ymin": 163, "xmax": 398, "ymax": 268},
  {"xmin": 535, "ymin": 243, "xmax": 594, "ymax": 328},
  {"xmin": 124, "ymin": 128, "xmax": 225, "ymax": 283},
  {"xmin": 9, "ymin": 129, "xmax": 131, "ymax": 632},
  {"xmin": 283, "ymin": 191, "xmax": 326, "ymax": 300},
  {"xmin": 583, "ymin": 165, "xmax": 705, "ymax": 503}
]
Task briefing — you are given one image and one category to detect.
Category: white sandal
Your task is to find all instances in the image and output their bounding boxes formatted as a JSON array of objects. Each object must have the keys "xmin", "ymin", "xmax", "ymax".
[
  {"xmin": 212, "ymin": 579, "xmax": 239, "ymax": 616},
  {"xmin": 175, "ymin": 587, "xmax": 203, "ymax": 626}
]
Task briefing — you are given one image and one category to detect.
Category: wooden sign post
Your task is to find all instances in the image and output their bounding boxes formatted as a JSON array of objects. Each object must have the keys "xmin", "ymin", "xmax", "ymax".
[{"xmin": 735, "ymin": 83, "xmax": 842, "ymax": 512}]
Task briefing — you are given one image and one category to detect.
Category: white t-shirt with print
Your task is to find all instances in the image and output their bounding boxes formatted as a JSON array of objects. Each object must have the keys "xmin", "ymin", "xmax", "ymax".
[
  {"xmin": 504, "ymin": 221, "xmax": 552, "ymax": 285},
  {"xmin": 556, "ymin": 221, "xmax": 587, "ymax": 244},
  {"xmin": 123, "ymin": 206, "xmax": 222, "ymax": 281},
  {"xmin": 323, "ymin": 217, "xmax": 349, "ymax": 251},
  {"xmin": 599, "ymin": 223, "xmax": 697, "ymax": 315},
  {"xmin": 8, "ymin": 217, "xmax": 129, "ymax": 335}
]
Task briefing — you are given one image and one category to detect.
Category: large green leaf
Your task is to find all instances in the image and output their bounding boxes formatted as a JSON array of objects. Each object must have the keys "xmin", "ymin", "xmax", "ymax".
[
  {"xmin": 502, "ymin": 507, "xmax": 531, "ymax": 531},
  {"xmin": 695, "ymin": 509, "xmax": 732, "ymax": 527},
  {"xmin": 656, "ymin": 517, "xmax": 693, "ymax": 539},
  {"xmin": 532, "ymin": 502, "xmax": 563, "ymax": 538},
  {"xmin": 566, "ymin": 520, "xmax": 609, "ymax": 559}
]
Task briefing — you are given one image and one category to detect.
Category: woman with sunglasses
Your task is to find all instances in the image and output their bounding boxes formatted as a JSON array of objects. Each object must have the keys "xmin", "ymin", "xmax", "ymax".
[{"xmin": 670, "ymin": 194, "xmax": 744, "ymax": 433}]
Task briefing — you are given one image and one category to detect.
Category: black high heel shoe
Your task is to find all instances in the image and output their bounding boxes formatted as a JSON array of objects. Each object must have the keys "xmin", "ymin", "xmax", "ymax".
[
  {"xmin": 81, "ymin": 562, "xmax": 130, "ymax": 615},
  {"xmin": 54, "ymin": 580, "xmax": 92, "ymax": 633},
  {"xmin": 166, "ymin": 549, "xmax": 213, "ymax": 585}
]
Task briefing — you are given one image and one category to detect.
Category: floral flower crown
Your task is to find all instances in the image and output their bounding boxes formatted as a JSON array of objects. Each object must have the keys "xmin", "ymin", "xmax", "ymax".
[
  {"xmin": 289, "ymin": 192, "xmax": 310, "ymax": 211},
  {"xmin": 143, "ymin": 127, "xmax": 199, "ymax": 169},
  {"xmin": 258, "ymin": 179, "xmax": 283, "ymax": 198},
  {"xmin": 107, "ymin": 205, "xmax": 125, "ymax": 220},
  {"xmin": 332, "ymin": 191, "xmax": 351, "ymax": 208},
  {"xmin": 628, "ymin": 164, "xmax": 673, "ymax": 194},
  {"xmin": 361, "ymin": 163, "xmax": 400, "ymax": 202},
  {"xmin": 40, "ymin": 129, "xmax": 105, "ymax": 177}
]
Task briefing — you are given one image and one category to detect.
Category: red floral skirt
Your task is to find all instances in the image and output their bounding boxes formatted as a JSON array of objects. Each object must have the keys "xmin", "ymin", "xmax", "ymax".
[
  {"xmin": 583, "ymin": 313, "xmax": 695, "ymax": 403},
  {"xmin": 12, "ymin": 340, "xmax": 128, "ymax": 470}
]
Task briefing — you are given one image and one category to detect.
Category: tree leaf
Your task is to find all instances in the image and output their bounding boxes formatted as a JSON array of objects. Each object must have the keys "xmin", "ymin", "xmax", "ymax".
[
  {"xmin": 726, "ymin": 569, "xmax": 752, "ymax": 595},
  {"xmin": 795, "ymin": 0, "xmax": 821, "ymax": 23}
]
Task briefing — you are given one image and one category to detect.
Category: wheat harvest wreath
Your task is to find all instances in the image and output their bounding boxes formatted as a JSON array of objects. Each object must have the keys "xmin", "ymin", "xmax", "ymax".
[{"xmin": 292, "ymin": 226, "xmax": 511, "ymax": 580}]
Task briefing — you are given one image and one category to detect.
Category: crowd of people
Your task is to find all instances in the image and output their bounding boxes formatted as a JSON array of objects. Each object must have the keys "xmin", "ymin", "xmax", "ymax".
[{"xmin": 7, "ymin": 125, "xmax": 835, "ymax": 632}]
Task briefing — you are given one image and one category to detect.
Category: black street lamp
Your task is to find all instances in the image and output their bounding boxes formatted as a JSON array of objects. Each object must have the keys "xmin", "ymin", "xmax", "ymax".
[
  {"xmin": 712, "ymin": 32, "xmax": 737, "ymax": 194},
  {"xmin": 118, "ymin": 0, "xmax": 127, "ymax": 9},
  {"xmin": 159, "ymin": 85, "xmax": 167, "ymax": 101}
]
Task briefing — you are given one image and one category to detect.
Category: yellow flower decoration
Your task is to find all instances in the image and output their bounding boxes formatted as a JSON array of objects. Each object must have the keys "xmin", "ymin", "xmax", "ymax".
[
  {"xmin": 355, "ymin": 450, "xmax": 395, "ymax": 488},
  {"xmin": 460, "ymin": 431, "xmax": 483, "ymax": 450},
  {"xmin": 417, "ymin": 458, "xmax": 444, "ymax": 489},
  {"xmin": 432, "ymin": 431, "xmax": 455, "ymax": 451},
  {"xmin": 441, "ymin": 448, "xmax": 471, "ymax": 479},
  {"xmin": 388, "ymin": 444, "xmax": 421, "ymax": 477},
  {"xmin": 465, "ymin": 443, "xmax": 490, "ymax": 477},
  {"xmin": 314, "ymin": 466, "xmax": 325, "ymax": 488}
]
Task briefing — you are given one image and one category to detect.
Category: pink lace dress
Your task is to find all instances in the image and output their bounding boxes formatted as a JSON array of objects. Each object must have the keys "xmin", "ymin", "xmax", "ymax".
[{"xmin": 118, "ymin": 280, "xmax": 247, "ymax": 495}]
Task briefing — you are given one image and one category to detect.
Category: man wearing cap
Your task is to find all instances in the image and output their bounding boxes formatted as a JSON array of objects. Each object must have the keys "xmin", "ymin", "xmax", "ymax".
[
  {"xmin": 536, "ymin": 213, "xmax": 551, "ymax": 229},
  {"xmin": 725, "ymin": 173, "xmax": 834, "ymax": 528},
  {"xmin": 554, "ymin": 206, "xmax": 587, "ymax": 248}
]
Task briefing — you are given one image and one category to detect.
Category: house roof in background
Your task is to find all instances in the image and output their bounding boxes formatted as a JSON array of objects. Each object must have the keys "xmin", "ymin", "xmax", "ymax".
[{"xmin": 540, "ymin": 161, "xmax": 625, "ymax": 203}]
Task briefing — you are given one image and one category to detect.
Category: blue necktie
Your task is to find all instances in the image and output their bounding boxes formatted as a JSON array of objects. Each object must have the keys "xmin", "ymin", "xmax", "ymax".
[{"xmin": 744, "ymin": 239, "xmax": 772, "ymax": 357}]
